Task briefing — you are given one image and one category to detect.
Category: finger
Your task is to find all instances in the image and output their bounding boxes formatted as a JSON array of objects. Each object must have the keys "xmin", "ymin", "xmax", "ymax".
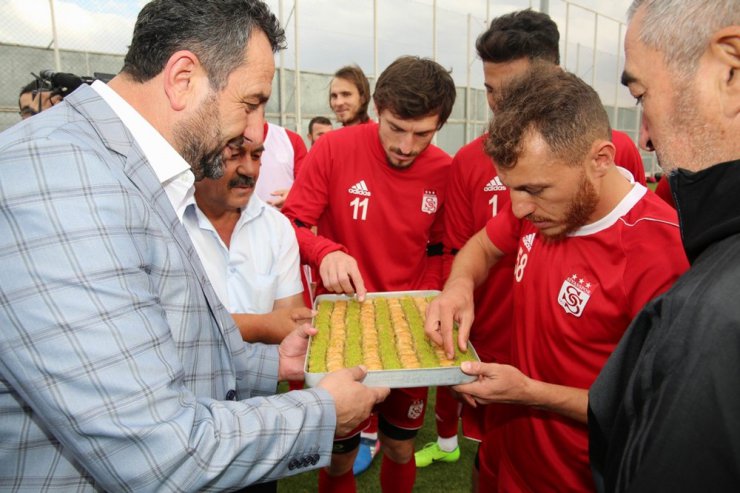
[
  {"xmin": 438, "ymin": 302, "xmax": 456, "ymax": 360},
  {"xmin": 346, "ymin": 365, "xmax": 369, "ymax": 382},
  {"xmin": 350, "ymin": 268, "xmax": 367, "ymax": 302},
  {"xmin": 461, "ymin": 361, "xmax": 484, "ymax": 376},
  {"xmin": 424, "ymin": 301, "xmax": 444, "ymax": 346},
  {"xmin": 457, "ymin": 391, "xmax": 478, "ymax": 408},
  {"xmin": 372, "ymin": 386, "xmax": 391, "ymax": 403},
  {"xmin": 336, "ymin": 270, "xmax": 356, "ymax": 297}
]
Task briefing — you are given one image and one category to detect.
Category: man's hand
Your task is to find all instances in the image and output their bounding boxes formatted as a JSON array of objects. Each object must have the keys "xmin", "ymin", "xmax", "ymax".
[
  {"xmin": 319, "ymin": 251, "xmax": 367, "ymax": 301},
  {"xmin": 452, "ymin": 361, "xmax": 589, "ymax": 423},
  {"xmin": 277, "ymin": 323, "xmax": 316, "ymax": 381},
  {"xmin": 317, "ymin": 366, "xmax": 390, "ymax": 436},
  {"xmin": 452, "ymin": 361, "xmax": 531, "ymax": 406},
  {"xmin": 267, "ymin": 188, "xmax": 290, "ymax": 209},
  {"xmin": 424, "ymin": 278, "xmax": 475, "ymax": 359}
]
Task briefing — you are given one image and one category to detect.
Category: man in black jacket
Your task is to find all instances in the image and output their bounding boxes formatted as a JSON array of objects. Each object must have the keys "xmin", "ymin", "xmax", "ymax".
[{"xmin": 588, "ymin": 0, "xmax": 740, "ymax": 491}]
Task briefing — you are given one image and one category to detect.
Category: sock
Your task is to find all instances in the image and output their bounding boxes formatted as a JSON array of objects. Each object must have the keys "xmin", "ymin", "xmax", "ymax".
[
  {"xmin": 434, "ymin": 386, "xmax": 462, "ymax": 438},
  {"xmin": 287, "ymin": 380, "xmax": 303, "ymax": 391},
  {"xmin": 437, "ymin": 435, "xmax": 458, "ymax": 453},
  {"xmin": 365, "ymin": 413, "xmax": 379, "ymax": 434},
  {"xmin": 318, "ymin": 467, "xmax": 356, "ymax": 493},
  {"xmin": 380, "ymin": 455, "xmax": 416, "ymax": 493}
]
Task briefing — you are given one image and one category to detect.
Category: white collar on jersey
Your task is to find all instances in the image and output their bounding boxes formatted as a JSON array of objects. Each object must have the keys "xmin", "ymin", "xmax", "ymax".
[{"xmin": 568, "ymin": 166, "xmax": 647, "ymax": 237}]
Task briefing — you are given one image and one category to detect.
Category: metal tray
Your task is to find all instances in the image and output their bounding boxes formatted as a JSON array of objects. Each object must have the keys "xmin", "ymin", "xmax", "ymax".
[{"xmin": 304, "ymin": 290, "xmax": 479, "ymax": 389}]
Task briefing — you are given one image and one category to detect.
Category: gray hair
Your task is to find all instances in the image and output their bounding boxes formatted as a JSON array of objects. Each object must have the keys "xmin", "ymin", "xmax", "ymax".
[{"xmin": 628, "ymin": 0, "xmax": 740, "ymax": 77}]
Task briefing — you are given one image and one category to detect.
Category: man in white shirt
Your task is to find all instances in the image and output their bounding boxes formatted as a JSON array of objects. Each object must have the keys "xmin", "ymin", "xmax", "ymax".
[{"xmin": 184, "ymin": 138, "xmax": 314, "ymax": 343}]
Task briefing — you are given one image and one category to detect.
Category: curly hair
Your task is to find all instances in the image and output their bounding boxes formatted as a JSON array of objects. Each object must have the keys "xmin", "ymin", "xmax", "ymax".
[{"xmin": 486, "ymin": 66, "xmax": 611, "ymax": 169}]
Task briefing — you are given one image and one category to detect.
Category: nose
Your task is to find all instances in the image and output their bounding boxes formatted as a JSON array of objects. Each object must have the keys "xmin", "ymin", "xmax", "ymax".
[
  {"xmin": 510, "ymin": 192, "xmax": 536, "ymax": 220},
  {"xmin": 397, "ymin": 133, "xmax": 414, "ymax": 154},
  {"xmin": 638, "ymin": 113, "xmax": 654, "ymax": 152},
  {"xmin": 243, "ymin": 108, "xmax": 266, "ymax": 147}
]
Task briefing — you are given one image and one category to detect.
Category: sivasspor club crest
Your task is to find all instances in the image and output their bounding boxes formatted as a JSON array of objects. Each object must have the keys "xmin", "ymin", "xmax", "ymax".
[
  {"xmin": 557, "ymin": 274, "xmax": 593, "ymax": 317},
  {"xmin": 421, "ymin": 190, "xmax": 438, "ymax": 214},
  {"xmin": 407, "ymin": 399, "xmax": 425, "ymax": 420}
]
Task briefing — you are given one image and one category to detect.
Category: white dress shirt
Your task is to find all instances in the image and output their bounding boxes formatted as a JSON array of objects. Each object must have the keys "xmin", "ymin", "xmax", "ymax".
[{"xmin": 183, "ymin": 194, "xmax": 303, "ymax": 314}]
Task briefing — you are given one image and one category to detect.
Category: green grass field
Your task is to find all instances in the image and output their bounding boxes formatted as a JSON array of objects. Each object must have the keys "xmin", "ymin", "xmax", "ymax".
[{"xmin": 277, "ymin": 386, "xmax": 476, "ymax": 492}]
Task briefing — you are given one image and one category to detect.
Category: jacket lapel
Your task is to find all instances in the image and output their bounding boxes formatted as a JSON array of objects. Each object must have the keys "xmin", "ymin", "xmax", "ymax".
[{"xmin": 64, "ymin": 85, "xmax": 241, "ymax": 353}]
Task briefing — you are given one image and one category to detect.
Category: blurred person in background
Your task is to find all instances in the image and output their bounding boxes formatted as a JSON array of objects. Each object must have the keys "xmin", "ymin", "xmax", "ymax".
[
  {"xmin": 17, "ymin": 79, "xmax": 61, "ymax": 119},
  {"xmin": 283, "ymin": 55, "xmax": 456, "ymax": 493},
  {"xmin": 308, "ymin": 115, "xmax": 333, "ymax": 146},
  {"xmin": 255, "ymin": 121, "xmax": 308, "ymax": 209},
  {"xmin": 0, "ymin": 1, "xmax": 387, "ymax": 490},
  {"xmin": 330, "ymin": 64, "xmax": 372, "ymax": 127},
  {"xmin": 590, "ymin": 1, "xmax": 740, "ymax": 490},
  {"xmin": 426, "ymin": 68, "xmax": 687, "ymax": 493}
]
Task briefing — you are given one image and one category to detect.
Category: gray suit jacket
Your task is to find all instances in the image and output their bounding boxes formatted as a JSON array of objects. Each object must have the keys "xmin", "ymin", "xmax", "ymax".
[{"xmin": 0, "ymin": 84, "xmax": 334, "ymax": 492}]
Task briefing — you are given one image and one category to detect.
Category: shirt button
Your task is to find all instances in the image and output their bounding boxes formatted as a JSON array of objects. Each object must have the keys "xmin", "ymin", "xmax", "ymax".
[{"xmin": 225, "ymin": 389, "xmax": 237, "ymax": 401}]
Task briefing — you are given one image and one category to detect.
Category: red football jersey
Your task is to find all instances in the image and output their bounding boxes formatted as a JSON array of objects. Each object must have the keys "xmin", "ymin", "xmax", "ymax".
[
  {"xmin": 444, "ymin": 134, "xmax": 515, "ymax": 363},
  {"xmin": 282, "ymin": 122, "xmax": 451, "ymax": 293},
  {"xmin": 485, "ymin": 183, "xmax": 688, "ymax": 492}
]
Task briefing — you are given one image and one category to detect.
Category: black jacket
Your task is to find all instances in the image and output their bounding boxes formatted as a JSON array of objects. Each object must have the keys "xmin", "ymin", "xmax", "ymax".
[{"xmin": 589, "ymin": 159, "xmax": 740, "ymax": 492}]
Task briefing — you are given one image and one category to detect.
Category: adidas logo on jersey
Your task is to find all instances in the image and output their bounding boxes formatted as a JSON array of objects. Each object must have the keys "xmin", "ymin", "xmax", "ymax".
[
  {"xmin": 522, "ymin": 233, "xmax": 536, "ymax": 252},
  {"xmin": 484, "ymin": 176, "xmax": 507, "ymax": 192},
  {"xmin": 348, "ymin": 180, "xmax": 372, "ymax": 196}
]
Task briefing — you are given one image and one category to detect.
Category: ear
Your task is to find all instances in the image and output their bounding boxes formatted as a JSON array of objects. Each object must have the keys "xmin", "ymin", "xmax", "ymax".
[
  {"xmin": 588, "ymin": 139, "xmax": 616, "ymax": 178},
  {"xmin": 710, "ymin": 26, "xmax": 740, "ymax": 117},
  {"xmin": 162, "ymin": 50, "xmax": 206, "ymax": 112}
]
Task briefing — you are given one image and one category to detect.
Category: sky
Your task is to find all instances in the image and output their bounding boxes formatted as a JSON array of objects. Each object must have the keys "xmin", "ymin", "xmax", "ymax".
[{"xmin": 0, "ymin": 0, "xmax": 637, "ymax": 105}]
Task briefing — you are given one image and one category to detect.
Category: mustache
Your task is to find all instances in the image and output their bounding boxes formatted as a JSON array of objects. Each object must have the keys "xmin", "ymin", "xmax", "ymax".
[
  {"xmin": 389, "ymin": 147, "xmax": 418, "ymax": 158},
  {"xmin": 228, "ymin": 174, "xmax": 257, "ymax": 189}
]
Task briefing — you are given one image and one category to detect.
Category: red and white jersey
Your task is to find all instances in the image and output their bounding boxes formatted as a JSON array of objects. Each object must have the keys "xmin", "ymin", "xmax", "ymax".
[
  {"xmin": 445, "ymin": 134, "xmax": 515, "ymax": 364},
  {"xmin": 282, "ymin": 122, "xmax": 451, "ymax": 293},
  {"xmin": 255, "ymin": 123, "xmax": 308, "ymax": 203},
  {"xmin": 485, "ymin": 181, "xmax": 688, "ymax": 493}
]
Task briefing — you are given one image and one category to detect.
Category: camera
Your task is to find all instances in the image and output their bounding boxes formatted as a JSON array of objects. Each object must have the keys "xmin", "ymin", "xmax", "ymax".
[{"xmin": 37, "ymin": 70, "xmax": 116, "ymax": 99}]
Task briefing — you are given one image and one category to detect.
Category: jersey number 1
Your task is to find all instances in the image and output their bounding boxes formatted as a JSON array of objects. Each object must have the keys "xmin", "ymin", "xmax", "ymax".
[{"xmin": 350, "ymin": 197, "xmax": 369, "ymax": 221}]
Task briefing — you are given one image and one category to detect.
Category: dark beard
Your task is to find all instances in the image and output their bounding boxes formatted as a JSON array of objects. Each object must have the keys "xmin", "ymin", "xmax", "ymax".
[{"xmin": 174, "ymin": 92, "xmax": 226, "ymax": 181}]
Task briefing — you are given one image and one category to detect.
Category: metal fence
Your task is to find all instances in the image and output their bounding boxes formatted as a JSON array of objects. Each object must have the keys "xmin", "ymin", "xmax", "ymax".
[{"xmin": 0, "ymin": 0, "xmax": 657, "ymax": 175}]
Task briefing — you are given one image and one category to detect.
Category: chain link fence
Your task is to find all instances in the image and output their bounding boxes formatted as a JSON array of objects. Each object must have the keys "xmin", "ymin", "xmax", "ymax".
[{"xmin": 0, "ymin": 0, "xmax": 656, "ymax": 174}]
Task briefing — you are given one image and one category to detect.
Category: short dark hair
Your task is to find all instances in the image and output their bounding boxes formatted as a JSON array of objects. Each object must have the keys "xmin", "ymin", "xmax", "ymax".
[
  {"xmin": 332, "ymin": 65, "xmax": 371, "ymax": 123},
  {"xmin": 19, "ymin": 80, "xmax": 41, "ymax": 97},
  {"xmin": 486, "ymin": 67, "xmax": 611, "ymax": 168},
  {"xmin": 476, "ymin": 9, "xmax": 560, "ymax": 64},
  {"xmin": 121, "ymin": 0, "xmax": 286, "ymax": 91},
  {"xmin": 373, "ymin": 56, "xmax": 456, "ymax": 128},
  {"xmin": 308, "ymin": 116, "xmax": 332, "ymax": 134}
]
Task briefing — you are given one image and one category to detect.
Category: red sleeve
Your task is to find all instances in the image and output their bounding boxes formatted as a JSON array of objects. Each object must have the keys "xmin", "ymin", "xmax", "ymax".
[
  {"xmin": 654, "ymin": 176, "xmax": 676, "ymax": 208},
  {"xmin": 282, "ymin": 137, "xmax": 347, "ymax": 268},
  {"xmin": 443, "ymin": 152, "xmax": 478, "ymax": 280},
  {"xmin": 612, "ymin": 130, "xmax": 646, "ymax": 186},
  {"xmin": 484, "ymin": 204, "xmax": 521, "ymax": 255},
  {"xmin": 285, "ymin": 128, "xmax": 308, "ymax": 179}
]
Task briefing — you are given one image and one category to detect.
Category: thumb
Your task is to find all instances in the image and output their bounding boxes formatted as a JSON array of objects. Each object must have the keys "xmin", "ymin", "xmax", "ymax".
[
  {"xmin": 461, "ymin": 361, "xmax": 487, "ymax": 376},
  {"xmin": 346, "ymin": 365, "xmax": 368, "ymax": 382}
]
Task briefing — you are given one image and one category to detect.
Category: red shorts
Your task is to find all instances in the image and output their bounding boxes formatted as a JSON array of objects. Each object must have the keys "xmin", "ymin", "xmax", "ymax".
[{"xmin": 336, "ymin": 387, "xmax": 429, "ymax": 439}]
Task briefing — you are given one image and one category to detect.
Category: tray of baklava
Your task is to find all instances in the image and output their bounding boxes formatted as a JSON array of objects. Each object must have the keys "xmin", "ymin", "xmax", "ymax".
[{"xmin": 304, "ymin": 290, "xmax": 479, "ymax": 388}]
